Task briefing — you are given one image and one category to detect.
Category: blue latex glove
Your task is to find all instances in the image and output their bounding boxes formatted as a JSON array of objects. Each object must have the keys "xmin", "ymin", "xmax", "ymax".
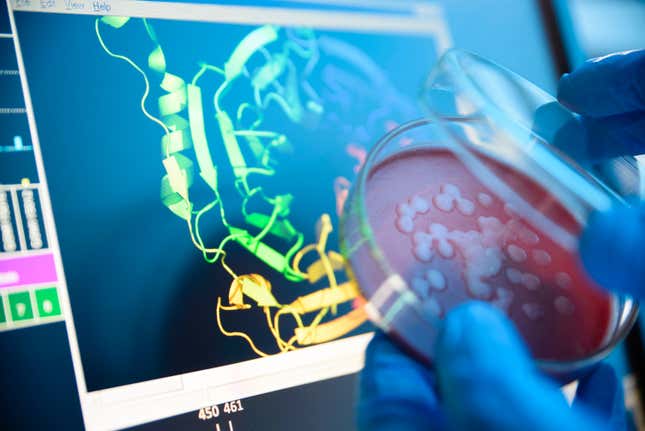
[
  {"xmin": 358, "ymin": 50, "xmax": 645, "ymax": 431},
  {"xmin": 558, "ymin": 49, "xmax": 645, "ymax": 297},
  {"xmin": 358, "ymin": 304, "xmax": 625, "ymax": 431}
]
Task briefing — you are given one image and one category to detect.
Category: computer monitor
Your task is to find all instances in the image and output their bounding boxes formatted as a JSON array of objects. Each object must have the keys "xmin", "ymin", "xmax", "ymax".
[{"xmin": 0, "ymin": 1, "xmax": 569, "ymax": 429}]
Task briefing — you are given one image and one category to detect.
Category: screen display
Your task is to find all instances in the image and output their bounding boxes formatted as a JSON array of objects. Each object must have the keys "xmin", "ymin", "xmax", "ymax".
[{"xmin": 0, "ymin": 1, "xmax": 559, "ymax": 429}]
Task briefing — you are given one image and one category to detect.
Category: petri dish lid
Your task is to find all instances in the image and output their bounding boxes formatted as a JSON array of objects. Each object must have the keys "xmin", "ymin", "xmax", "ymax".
[
  {"xmin": 423, "ymin": 50, "xmax": 637, "ymax": 232},
  {"xmin": 342, "ymin": 49, "xmax": 640, "ymax": 377}
]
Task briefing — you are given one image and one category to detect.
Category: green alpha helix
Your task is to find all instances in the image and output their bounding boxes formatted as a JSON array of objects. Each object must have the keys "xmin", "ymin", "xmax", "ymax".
[{"xmin": 95, "ymin": 17, "xmax": 367, "ymax": 357}]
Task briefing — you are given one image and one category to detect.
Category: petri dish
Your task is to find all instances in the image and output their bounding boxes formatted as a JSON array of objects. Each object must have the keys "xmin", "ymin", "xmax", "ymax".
[{"xmin": 340, "ymin": 50, "xmax": 639, "ymax": 380}]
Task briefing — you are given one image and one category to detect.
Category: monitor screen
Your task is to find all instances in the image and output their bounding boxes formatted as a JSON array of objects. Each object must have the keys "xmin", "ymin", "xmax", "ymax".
[{"xmin": 0, "ymin": 1, "xmax": 561, "ymax": 429}]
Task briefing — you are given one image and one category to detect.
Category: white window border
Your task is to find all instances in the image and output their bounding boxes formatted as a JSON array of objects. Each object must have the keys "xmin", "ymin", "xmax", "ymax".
[{"xmin": 7, "ymin": 1, "xmax": 452, "ymax": 429}]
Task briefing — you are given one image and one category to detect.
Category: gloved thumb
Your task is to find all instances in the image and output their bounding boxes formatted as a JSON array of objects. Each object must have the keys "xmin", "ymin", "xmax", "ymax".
[
  {"xmin": 580, "ymin": 202, "xmax": 645, "ymax": 299},
  {"xmin": 434, "ymin": 302, "xmax": 601, "ymax": 431},
  {"xmin": 574, "ymin": 363, "xmax": 626, "ymax": 431}
]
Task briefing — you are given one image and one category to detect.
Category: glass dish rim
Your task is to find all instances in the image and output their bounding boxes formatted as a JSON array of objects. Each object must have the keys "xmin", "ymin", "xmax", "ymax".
[{"xmin": 342, "ymin": 115, "xmax": 639, "ymax": 371}]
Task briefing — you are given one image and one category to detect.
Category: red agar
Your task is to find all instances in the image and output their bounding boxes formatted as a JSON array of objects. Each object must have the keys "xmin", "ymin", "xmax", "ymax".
[{"xmin": 359, "ymin": 148, "xmax": 613, "ymax": 361}]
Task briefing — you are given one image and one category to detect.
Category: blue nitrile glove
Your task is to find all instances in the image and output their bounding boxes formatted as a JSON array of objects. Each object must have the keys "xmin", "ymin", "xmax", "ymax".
[
  {"xmin": 358, "ymin": 50, "xmax": 645, "ymax": 431},
  {"xmin": 558, "ymin": 49, "xmax": 645, "ymax": 297},
  {"xmin": 357, "ymin": 303, "xmax": 625, "ymax": 431}
]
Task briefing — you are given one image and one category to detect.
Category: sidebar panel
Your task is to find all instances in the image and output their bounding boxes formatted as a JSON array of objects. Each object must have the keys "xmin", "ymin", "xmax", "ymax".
[{"xmin": 0, "ymin": 0, "xmax": 84, "ymax": 428}]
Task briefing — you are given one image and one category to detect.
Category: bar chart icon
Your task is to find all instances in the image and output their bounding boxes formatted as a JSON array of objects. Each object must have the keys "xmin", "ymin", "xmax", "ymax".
[
  {"xmin": 0, "ymin": 183, "xmax": 48, "ymax": 253},
  {"xmin": 0, "ymin": 135, "xmax": 32, "ymax": 152}
]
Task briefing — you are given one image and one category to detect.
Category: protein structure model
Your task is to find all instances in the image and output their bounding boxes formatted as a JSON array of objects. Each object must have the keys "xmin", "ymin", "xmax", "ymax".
[{"xmin": 96, "ymin": 16, "xmax": 416, "ymax": 356}]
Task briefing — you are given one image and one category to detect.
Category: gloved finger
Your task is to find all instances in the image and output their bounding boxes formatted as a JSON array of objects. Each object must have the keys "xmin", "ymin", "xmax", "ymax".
[
  {"xmin": 531, "ymin": 101, "xmax": 645, "ymax": 162},
  {"xmin": 579, "ymin": 202, "xmax": 645, "ymax": 298},
  {"xmin": 580, "ymin": 111, "xmax": 645, "ymax": 160},
  {"xmin": 558, "ymin": 49, "xmax": 645, "ymax": 117},
  {"xmin": 435, "ymin": 302, "xmax": 602, "ymax": 431},
  {"xmin": 357, "ymin": 332, "xmax": 445, "ymax": 431},
  {"xmin": 573, "ymin": 363, "xmax": 627, "ymax": 431}
]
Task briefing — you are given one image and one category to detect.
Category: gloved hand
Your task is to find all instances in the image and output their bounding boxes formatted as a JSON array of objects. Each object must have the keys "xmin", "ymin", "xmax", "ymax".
[
  {"xmin": 358, "ymin": 304, "xmax": 625, "ymax": 431},
  {"xmin": 558, "ymin": 49, "xmax": 645, "ymax": 297},
  {"xmin": 357, "ymin": 49, "xmax": 645, "ymax": 431}
]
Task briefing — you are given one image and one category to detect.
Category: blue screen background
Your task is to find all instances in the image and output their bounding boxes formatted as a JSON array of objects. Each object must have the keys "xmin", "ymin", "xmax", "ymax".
[{"xmin": 14, "ymin": 0, "xmax": 560, "ymax": 391}]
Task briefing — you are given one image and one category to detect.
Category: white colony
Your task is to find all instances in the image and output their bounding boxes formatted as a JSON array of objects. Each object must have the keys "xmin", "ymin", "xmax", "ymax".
[
  {"xmin": 396, "ymin": 215, "xmax": 415, "ymax": 233},
  {"xmin": 443, "ymin": 184, "xmax": 460, "ymax": 196},
  {"xmin": 411, "ymin": 195, "xmax": 430, "ymax": 213},
  {"xmin": 555, "ymin": 272, "xmax": 572, "ymax": 289},
  {"xmin": 507, "ymin": 244, "xmax": 528, "ymax": 262},
  {"xmin": 448, "ymin": 221, "xmax": 505, "ymax": 299},
  {"xmin": 429, "ymin": 223, "xmax": 455, "ymax": 258},
  {"xmin": 518, "ymin": 226, "xmax": 540, "ymax": 245},
  {"xmin": 432, "ymin": 184, "xmax": 476, "ymax": 216},
  {"xmin": 397, "ymin": 202, "xmax": 415, "ymax": 217},
  {"xmin": 522, "ymin": 302, "xmax": 545, "ymax": 320},
  {"xmin": 481, "ymin": 248, "xmax": 503, "ymax": 274},
  {"xmin": 429, "ymin": 223, "xmax": 449, "ymax": 237},
  {"xmin": 414, "ymin": 243, "xmax": 433, "ymax": 262},
  {"xmin": 532, "ymin": 249, "xmax": 552, "ymax": 266},
  {"xmin": 462, "ymin": 245, "xmax": 504, "ymax": 298},
  {"xmin": 426, "ymin": 269, "xmax": 446, "ymax": 290},
  {"xmin": 397, "ymin": 185, "xmax": 554, "ymax": 305},
  {"xmin": 456, "ymin": 198, "xmax": 475, "ymax": 216},
  {"xmin": 477, "ymin": 192, "xmax": 493, "ymax": 207},
  {"xmin": 506, "ymin": 267, "xmax": 540, "ymax": 290},
  {"xmin": 554, "ymin": 296, "xmax": 575, "ymax": 315},
  {"xmin": 437, "ymin": 240, "xmax": 455, "ymax": 258},
  {"xmin": 521, "ymin": 273, "xmax": 541, "ymax": 290},
  {"xmin": 434, "ymin": 193, "xmax": 455, "ymax": 212},
  {"xmin": 506, "ymin": 267, "xmax": 522, "ymax": 284},
  {"xmin": 411, "ymin": 276, "xmax": 430, "ymax": 297},
  {"xmin": 395, "ymin": 195, "xmax": 432, "ymax": 235},
  {"xmin": 478, "ymin": 216, "xmax": 506, "ymax": 247},
  {"xmin": 413, "ymin": 229, "xmax": 433, "ymax": 262},
  {"xmin": 414, "ymin": 231, "xmax": 432, "ymax": 244},
  {"xmin": 433, "ymin": 183, "xmax": 461, "ymax": 213},
  {"xmin": 409, "ymin": 216, "xmax": 511, "ymax": 300}
]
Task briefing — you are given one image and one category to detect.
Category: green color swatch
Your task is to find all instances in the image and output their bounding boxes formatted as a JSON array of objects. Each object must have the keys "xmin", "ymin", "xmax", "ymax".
[
  {"xmin": 35, "ymin": 287, "xmax": 61, "ymax": 318},
  {"xmin": 8, "ymin": 291, "xmax": 33, "ymax": 321}
]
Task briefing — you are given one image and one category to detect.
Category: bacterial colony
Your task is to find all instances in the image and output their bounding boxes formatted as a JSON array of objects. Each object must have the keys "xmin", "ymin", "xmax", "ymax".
[{"xmin": 359, "ymin": 148, "xmax": 613, "ymax": 360}]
